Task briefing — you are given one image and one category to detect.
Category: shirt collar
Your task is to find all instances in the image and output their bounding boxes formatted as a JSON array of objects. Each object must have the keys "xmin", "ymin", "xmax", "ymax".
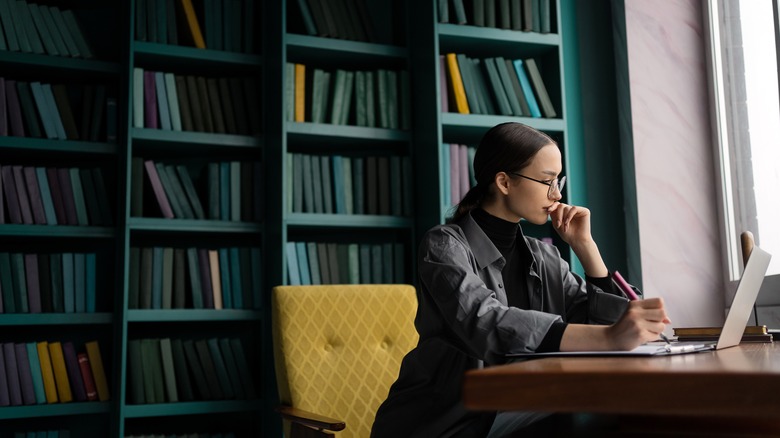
[{"xmin": 455, "ymin": 211, "xmax": 540, "ymax": 273}]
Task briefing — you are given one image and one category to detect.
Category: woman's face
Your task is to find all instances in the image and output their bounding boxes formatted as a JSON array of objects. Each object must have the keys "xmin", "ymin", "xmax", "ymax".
[{"xmin": 507, "ymin": 143, "xmax": 563, "ymax": 224}]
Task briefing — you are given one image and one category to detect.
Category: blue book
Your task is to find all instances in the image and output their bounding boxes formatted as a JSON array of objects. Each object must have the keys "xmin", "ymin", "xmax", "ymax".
[
  {"xmin": 250, "ymin": 247, "xmax": 262, "ymax": 309},
  {"xmin": 25, "ymin": 343, "xmax": 46, "ymax": 404},
  {"xmin": 295, "ymin": 242, "xmax": 310, "ymax": 285},
  {"xmin": 42, "ymin": 84, "xmax": 67, "ymax": 140},
  {"xmin": 512, "ymin": 59, "xmax": 542, "ymax": 118},
  {"xmin": 86, "ymin": 253, "xmax": 96, "ymax": 312},
  {"xmin": 218, "ymin": 248, "xmax": 232, "ymax": 308},
  {"xmin": 229, "ymin": 247, "xmax": 243, "ymax": 308},
  {"xmin": 306, "ymin": 242, "xmax": 321, "ymax": 285},
  {"xmin": 62, "ymin": 253, "xmax": 74, "ymax": 312},
  {"xmin": 155, "ymin": 71, "xmax": 172, "ymax": 130},
  {"xmin": 285, "ymin": 242, "xmax": 300, "ymax": 286},
  {"xmin": 74, "ymin": 253, "xmax": 85, "ymax": 313},
  {"xmin": 332, "ymin": 156, "xmax": 346, "ymax": 214},
  {"xmin": 35, "ymin": 168, "xmax": 57, "ymax": 225},
  {"xmin": 220, "ymin": 162, "xmax": 230, "ymax": 220},
  {"xmin": 29, "ymin": 82, "xmax": 57, "ymax": 139},
  {"xmin": 68, "ymin": 168, "xmax": 89, "ymax": 225},
  {"xmin": 151, "ymin": 247, "xmax": 163, "ymax": 309}
]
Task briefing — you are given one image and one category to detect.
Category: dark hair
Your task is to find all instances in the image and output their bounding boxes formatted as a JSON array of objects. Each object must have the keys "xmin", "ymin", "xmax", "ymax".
[{"xmin": 448, "ymin": 122, "xmax": 556, "ymax": 223}]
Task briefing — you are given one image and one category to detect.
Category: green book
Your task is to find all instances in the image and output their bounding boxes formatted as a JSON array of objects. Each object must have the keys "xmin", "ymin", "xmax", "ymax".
[
  {"xmin": 16, "ymin": 82, "xmax": 43, "ymax": 138},
  {"xmin": 207, "ymin": 78, "xmax": 226, "ymax": 134},
  {"xmin": 42, "ymin": 84, "xmax": 67, "ymax": 140},
  {"xmin": 207, "ymin": 162, "xmax": 220, "ymax": 219},
  {"xmin": 343, "ymin": 157, "xmax": 353, "ymax": 215},
  {"xmin": 359, "ymin": 244, "xmax": 371, "ymax": 283},
  {"xmin": 49, "ymin": 253, "xmax": 63, "ymax": 312},
  {"xmin": 159, "ymin": 338, "xmax": 178, "ymax": 402},
  {"xmin": 0, "ymin": 0, "xmax": 21, "ymax": 52},
  {"xmin": 371, "ymin": 244, "xmax": 382, "ymax": 284},
  {"xmin": 163, "ymin": 165, "xmax": 195, "ymax": 219},
  {"xmin": 35, "ymin": 168, "xmax": 58, "ymax": 225},
  {"xmin": 154, "ymin": 162, "xmax": 185, "ymax": 218},
  {"xmin": 131, "ymin": 157, "xmax": 144, "ymax": 217},
  {"xmin": 182, "ymin": 339, "xmax": 211, "ymax": 400},
  {"xmin": 330, "ymin": 69, "xmax": 347, "ymax": 125},
  {"xmin": 28, "ymin": 3, "xmax": 58, "ymax": 55},
  {"xmin": 355, "ymin": 70, "xmax": 366, "ymax": 126},
  {"xmin": 394, "ymin": 242, "xmax": 405, "ymax": 283},
  {"xmin": 217, "ymin": 78, "xmax": 237, "ymax": 134},
  {"xmin": 494, "ymin": 56, "xmax": 524, "ymax": 116},
  {"xmin": 16, "ymin": 0, "xmax": 43, "ymax": 54},
  {"xmin": 135, "ymin": 0, "xmax": 147, "ymax": 41},
  {"xmin": 383, "ymin": 243, "xmax": 394, "ymax": 283},
  {"xmin": 68, "ymin": 168, "xmax": 89, "ymax": 225},
  {"xmin": 175, "ymin": 75, "xmax": 194, "ymax": 131},
  {"xmin": 327, "ymin": 243, "xmax": 339, "ymax": 283},
  {"xmin": 218, "ymin": 338, "xmax": 244, "ymax": 398},
  {"xmin": 284, "ymin": 63, "xmax": 295, "ymax": 122},
  {"xmin": 482, "ymin": 58, "xmax": 513, "ymax": 115},
  {"xmin": 61, "ymin": 10, "xmax": 94, "ymax": 58},
  {"xmin": 456, "ymin": 54, "xmax": 481, "ymax": 115},
  {"xmin": 173, "ymin": 248, "xmax": 186, "ymax": 309},
  {"xmin": 319, "ymin": 155, "xmax": 331, "ymax": 213},
  {"xmin": 339, "ymin": 71, "xmax": 355, "ymax": 125},
  {"xmin": 337, "ymin": 243, "xmax": 349, "ymax": 284},
  {"xmin": 218, "ymin": 248, "xmax": 232, "ymax": 308},
  {"xmin": 90, "ymin": 168, "xmax": 113, "ymax": 225},
  {"xmin": 196, "ymin": 77, "xmax": 214, "ymax": 133},
  {"xmin": 239, "ymin": 247, "xmax": 252, "ymax": 308},
  {"xmin": 161, "ymin": 247, "xmax": 174, "ymax": 309},
  {"xmin": 79, "ymin": 169, "xmax": 103, "ymax": 226},
  {"xmin": 317, "ymin": 242, "xmax": 330, "ymax": 284},
  {"xmin": 305, "ymin": 242, "xmax": 320, "ymax": 285},
  {"xmin": 164, "ymin": 73, "xmax": 182, "ymax": 131},
  {"xmin": 310, "ymin": 69, "xmax": 327, "ymax": 123},
  {"xmin": 139, "ymin": 339, "xmax": 160, "ymax": 403},
  {"xmin": 229, "ymin": 161, "xmax": 240, "ymax": 221},
  {"xmin": 176, "ymin": 165, "xmax": 206, "ymax": 220},
  {"xmin": 352, "ymin": 157, "xmax": 364, "ymax": 214},
  {"xmin": 348, "ymin": 243, "xmax": 359, "ymax": 284},
  {"xmin": 376, "ymin": 69, "xmax": 389, "ymax": 128},
  {"xmin": 194, "ymin": 339, "xmax": 224, "ymax": 399},
  {"xmin": 49, "ymin": 7, "xmax": 80, "ymax": 57},
  {"xmin": 127, "ymin": 340, "xmax": 145, "ymax": 404},
  {"xmin": 389, "ymin": 156, "xmax": 402, "ymax": 216},
  {"xmin": 229, "ymin": 247, "xmax": 243, "ymax": 308},
  {"xmin": 128, "ymin": 247, "xmax": 141, "ymax": 309},
  {"xmin": 219, "ymin": 161, "xmax": 230, "ymax": 219},
  {"xmin": 170, "ymin": 339, "xmax": 194, "ymax": 401},
  {"xmin": 10, "ymin": 253, "xmax": 27, "ymax": 312},
  {"xmin": 207, "ymin": 338, "xmax": 234, "ymax": 399},
  {"xmin": 386, "ymin": 70, "xmax": 398, "ymax": 128},
  {"xmin": 228, "ymin": 338, "xmax": 256, "ymax": 398},
  {"xmin": 186, "ymin": 247, "xmax": 203, "ymax": 308},
  {"xmin": 139, "ymin": 247, "xmax": 153, "ymax": 309},
  {"xmin": 73, "ymin": 253, "xmax": 85, "ymax": 313},
  {"xmin": 61, "ymin": 253, "xmax": 74, "ymax": 312},
  {"xmin": 29, "ymin": 82, "xmax": 57, "ymax": 139}
]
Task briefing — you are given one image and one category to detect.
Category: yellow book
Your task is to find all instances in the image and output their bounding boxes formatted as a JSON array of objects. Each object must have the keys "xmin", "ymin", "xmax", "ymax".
[
  {"xmin": 36, "ymin": 341, "xmax": 59, "ymax": 404},
  {"xmin": 47, "ymin": 342, "xmax": 72, "ymax": 403},
  {"xmin": 446, "ymin": 53, "xmax": 470, "ymax": 114},
  {"xmin": 179, "ymin": 0, "xmax": 206, "ymax": 49},
  {"xmin": 294, "ymin": 64, "xmax": 306, "ymax": 122},
  {"xmin": 86, "ymin": 341, "xmax": 110, "ymax": 401},
  {"xmin": 209, "ymin": 250, "xmax": 223, "ymax": 309}
]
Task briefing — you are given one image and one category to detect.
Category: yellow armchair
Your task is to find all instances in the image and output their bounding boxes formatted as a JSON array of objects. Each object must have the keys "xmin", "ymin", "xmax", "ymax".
[{"xmin": 271, "ymin": 284, "xmax": 419, "ymax": 437}]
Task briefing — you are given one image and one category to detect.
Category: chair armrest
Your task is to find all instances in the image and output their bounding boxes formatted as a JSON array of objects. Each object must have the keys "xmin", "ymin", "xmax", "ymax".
[{"xmin": 276, "ymin": 405, "xmax": 346, "ymax": 432}]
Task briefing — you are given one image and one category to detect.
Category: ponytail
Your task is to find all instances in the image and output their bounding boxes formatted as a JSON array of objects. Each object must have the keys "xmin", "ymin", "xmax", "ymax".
[{"xmin": 447, "ymin": 184, "xmax": 488, "ymax": 223}]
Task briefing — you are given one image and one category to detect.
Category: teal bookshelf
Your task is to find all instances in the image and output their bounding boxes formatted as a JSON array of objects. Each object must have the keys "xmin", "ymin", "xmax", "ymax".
[{"xmin": 0, "ymin": 0, "xmax": 592, "ymax": 435}]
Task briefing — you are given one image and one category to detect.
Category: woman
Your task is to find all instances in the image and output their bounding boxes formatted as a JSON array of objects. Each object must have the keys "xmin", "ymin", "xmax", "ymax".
[{"xmin": 371, "ymin": 122, "xmax": 669, "ymax": 437}]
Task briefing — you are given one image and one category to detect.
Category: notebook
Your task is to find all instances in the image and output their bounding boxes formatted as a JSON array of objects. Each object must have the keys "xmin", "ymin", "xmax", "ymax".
[{"xmin": 507, "ymin": 245, "xmax": 772, "ymax": 357}]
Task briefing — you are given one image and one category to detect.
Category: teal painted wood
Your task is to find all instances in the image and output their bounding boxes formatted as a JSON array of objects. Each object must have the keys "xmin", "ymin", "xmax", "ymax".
[
  {"xmin": 0, "ymin": 50, "xmax": 120, "ymax": 74},
  {"xmin": 438, "ymin": 23, "xmax": 560, "ymax": 54},
  {"xmin": 131, "ymin": 128, "xmax": 263, "ymax": 148},
  {"xmin": 286, "ymin": 213, "xmax": 413, "ymax": 228},
  {"xmin": 560, "ymin": 0, "xmax": 585, "ymax": 275},
  {"xmin": 123, "ymin": 400, "xmax": 264, "ymax": 418},
  {"xmin": 0, "ymin": 137, "xmax": 117, "ymax": 154},
  {"xmin": 286, "ymin": 122, "xmax": 411, "ymax": 143},
  {"xmin": 0, "ymin": 402, "xmax": 111, "ymax": 419},
  {"xmin": 0, "ymin": 313, "xmax": 113, "ymax": 325},
  {"xmin": 134, "ymin": 42, "xmax": 263, "ymax": 68},
  {"xmin": 128, "ymin": 218, "xmax": 264, "ymax": 234},
  {"xmin": 287, "ymin": 34, "xmax": 408, "ymax": 61},
  {"xmin": 441, "ymin": 113, "xmax": 566, "ymax": 140},
  {"xmin": 127, "ymin": 309, "xmax": 263, "ymax": 322},
  {"xmin": 0, "ymin": 225, "xmax": 114, "ymax": 238}
]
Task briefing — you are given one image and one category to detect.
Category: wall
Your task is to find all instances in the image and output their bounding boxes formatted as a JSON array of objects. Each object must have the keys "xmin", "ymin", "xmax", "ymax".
[{"xmin": 622, "ymin": 0, "xmax": 723, "ymax": 326}]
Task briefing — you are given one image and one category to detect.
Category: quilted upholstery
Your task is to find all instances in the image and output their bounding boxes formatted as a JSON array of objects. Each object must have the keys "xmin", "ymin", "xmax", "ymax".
[{"xmin": 272, "ymin": 284, "xmax": 419, "ymax": 438}]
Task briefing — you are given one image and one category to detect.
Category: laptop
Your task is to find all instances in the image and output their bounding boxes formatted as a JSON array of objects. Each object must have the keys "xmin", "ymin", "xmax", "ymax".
[{"xmin": 507, "ymin": 245, "xmax": 773, "ymax": 357}]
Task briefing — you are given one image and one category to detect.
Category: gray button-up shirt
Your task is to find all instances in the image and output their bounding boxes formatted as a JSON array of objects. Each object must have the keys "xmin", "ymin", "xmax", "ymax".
[{"xmin": 372, "ymin": 212, "xmax": 630, "ymax": 438}]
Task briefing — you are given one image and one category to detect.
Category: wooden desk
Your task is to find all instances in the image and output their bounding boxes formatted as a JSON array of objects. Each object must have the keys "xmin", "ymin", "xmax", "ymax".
[{"xmin": 463, "ymin": 343, "xmax": 780, "ymax": 418}]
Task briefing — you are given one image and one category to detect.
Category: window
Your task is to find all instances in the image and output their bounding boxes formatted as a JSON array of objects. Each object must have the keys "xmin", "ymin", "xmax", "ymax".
[{"xmin": 705, "ymin": 0, "xmax": 780, "ymax": 321}]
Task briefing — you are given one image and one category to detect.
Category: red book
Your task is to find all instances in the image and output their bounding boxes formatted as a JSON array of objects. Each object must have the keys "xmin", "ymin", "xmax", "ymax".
[{"xmin": 77, "ymin": 353, "xmax": 98, "ymax": 401}]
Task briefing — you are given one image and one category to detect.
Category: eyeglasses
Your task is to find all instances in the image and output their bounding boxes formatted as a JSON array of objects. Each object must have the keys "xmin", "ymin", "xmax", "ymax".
[{"xmin": 508, "ymin": 172, "xmax": 566, "ymax": 199}]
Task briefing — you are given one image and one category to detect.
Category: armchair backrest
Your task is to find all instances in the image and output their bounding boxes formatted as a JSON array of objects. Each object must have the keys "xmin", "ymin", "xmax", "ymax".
[{"xmin": 272, "ymin": 284, "xmax": 419, "ymax": 438}]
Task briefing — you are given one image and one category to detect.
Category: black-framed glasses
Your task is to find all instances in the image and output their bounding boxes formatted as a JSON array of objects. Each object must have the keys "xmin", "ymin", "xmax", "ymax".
[{"xmin": 508, "ymin": 172, "xmax": 567, "ymax": 199}]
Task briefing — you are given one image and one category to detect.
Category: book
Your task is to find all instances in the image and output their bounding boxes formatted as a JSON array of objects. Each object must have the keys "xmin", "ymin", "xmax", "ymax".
[
  {"xmin": 206, "ymin": 338, "xmax": 234, "ymax": 399},
  {"xmin": 194, "ymin": 339, "xmax": 224, "ymax": 399},
  {"xmin": 12, "ymin": 166, "xmax": 34, "ymax": 224},
  {"xmin": 179, "ymin": 0, "xmax": 206, "ymax": 48},
  {"xmin": 24, "ymin": 253, "xmax": 42, "ymax": 313},
  {"xmin": 672, "ymin": 326, "xmax": 768, "ymax": 337},
  {"xmin": 14, "ymin": 343, "xmax": 36, "ymax": 405},
  {"xmin": 61, "ymin": 342, "xmax": 86, "ymax": 402},
  {"xmin": 159, "ymin": 338, "xmax": 178, "ymax": 402},
  {"xmin": 0, "ymin": 346, "xmax": 7, "ymax": 407},
  {"xmin": 170, "ymin": 338, "xmax": 194, "ymax": 401},
  {"xmin": 36, "ymin": 342, "xmax": 58, "ymax": 403},
  {"xmin": 47, "ymin": 342, "xmax": 72, "ymax": 403},
  {"xmin": 77, "ymin": 353, "xmax": 97, "ymax": 401},
  {"xmin": 25, "ymin": 343, "xmax": 46, "ymax": 404},
  {"xmin": 182, "ymin": 339, "xmax": 211, "ymax": 400},
  {"xmin": 23, "ymin": 167, "xmax": 47, "ymax": 225},
  {"xmin": 127, "ymin": 340, "xmax": 145, "ymax": 404},
  {"xmin": 3, "ymin": 343, "xmax": 23, "ymax": 405},
  {"xmin": 144, "ymin": 160, "xmax": 175, "ymax": 218},
  {"xmin": 523, "ymin": 58, "xmax": 557, "ymax": 117},
  {"xmin": 445, "ymin": 53, "xmax": 470, "ymax": 114}
]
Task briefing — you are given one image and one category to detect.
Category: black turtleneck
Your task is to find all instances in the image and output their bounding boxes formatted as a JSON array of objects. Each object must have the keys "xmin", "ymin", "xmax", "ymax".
[{"xmin": 471, "ymin": 208, "xmax": 566, "ymax": 352}]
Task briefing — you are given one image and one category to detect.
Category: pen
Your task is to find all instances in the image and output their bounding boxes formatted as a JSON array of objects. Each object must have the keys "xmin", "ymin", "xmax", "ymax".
[{"xmin": 612, "ymin": 270, "xmax": 671, "ymax": 345}]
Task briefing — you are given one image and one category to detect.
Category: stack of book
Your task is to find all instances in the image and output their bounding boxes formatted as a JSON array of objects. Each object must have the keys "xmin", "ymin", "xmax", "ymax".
[
  {"xmin": 0, "ymin": 252, "xmax": 98, "ymax": 314},
  {"xmin": 439, "ymin": 0, "xmax": 553, "ymax": 33},
  {"xmin": 673, "ymin": 325, "xmax": 774, "ymax": 343},
  {"xmin": 441, "ymin": 143, "xmax": 477, "ymax": 206},
  {"xmin": 132, "ymin": 159, "xmax": 261, "ymax": 222},
  {"xmin": 0, "ymin": 340, "xmax": 109, "ymax": 406},
  {"xmin": 286, "ymin": 240, "xmax": 405, "ymax": 286},
  {"xmin": 135, "ymin": 0, "xmax": 255, "ymax": 52},
  {"xmin": 0, "ymin": 0, "xmax": 94, "ymax": 58},
  {"xmin": 1, "ymin": 165, "xmax": 113, "ymax": 226},
  {"xmin": 286, "ymin": 64, "xmax": 411, "ymax": 130},
  {"xmin": 441, "ymin": 53, "xmax": 556, "ymax": 118},
  {"xmin": 291, "ymin": 0, "xmax": 376, "ymax": 42},
  {"xmin": 0, "ymin": 79, "xmax": 114, "ymax": 141},
  {"xmin": 132, "ymin": 70, "xmax": 261, "ymax": 136},
  {"xmin": 288, "ymin": 153, "xmax": 412, "ymax": 217},
  {"xmin": 127, "ymin": 337, "xmax": 255, "ymax": 404},
  {"xmin": 128, "ymin": 246, "xmax": 261, "ymax": 310}
]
